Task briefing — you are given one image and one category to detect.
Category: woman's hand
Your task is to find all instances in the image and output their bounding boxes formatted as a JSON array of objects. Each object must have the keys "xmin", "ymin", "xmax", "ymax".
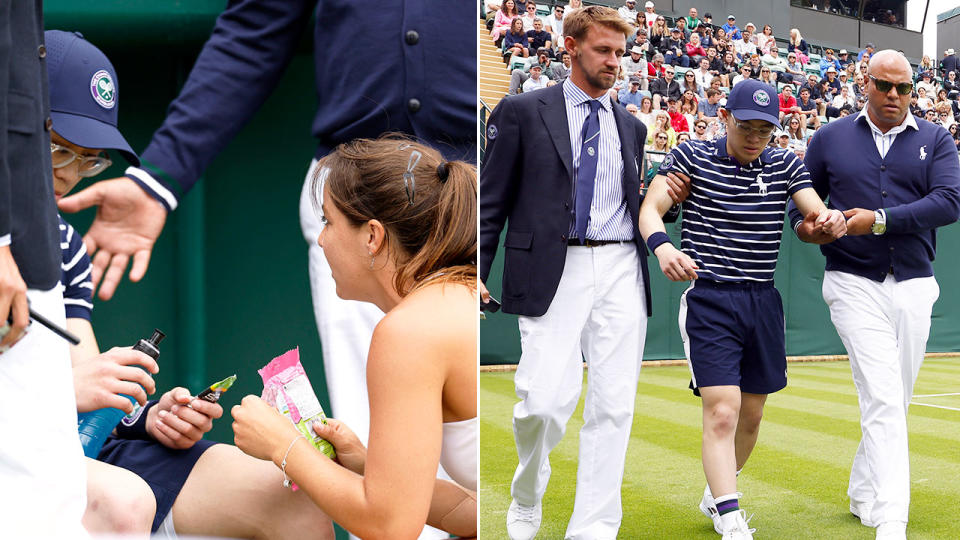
[
  {"xmin": 232, "ymin": 395, "xmax": 300, "ymax": 463},
  {"xmin": 312, "ymin": 418, "xmax": 368, "ymax": 475}
]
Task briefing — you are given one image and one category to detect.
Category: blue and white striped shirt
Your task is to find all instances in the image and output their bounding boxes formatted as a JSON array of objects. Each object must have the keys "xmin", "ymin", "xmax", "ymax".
[
  {"xmin": 660, "ymin": 138, "xmax": 812, "ymax": 282},
  {"xmin": 59, "ymin": 215, "xmax": 94, "ymax": 320},
  {"xmin": 563, "ymin": 79, "xmax": 633, "ymax": 241}
]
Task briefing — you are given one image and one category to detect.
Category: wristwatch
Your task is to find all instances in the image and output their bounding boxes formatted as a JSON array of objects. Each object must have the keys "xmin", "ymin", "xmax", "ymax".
[{"xmin": 871, "ymin": 209, "xmax": 886, "ymax": 235}]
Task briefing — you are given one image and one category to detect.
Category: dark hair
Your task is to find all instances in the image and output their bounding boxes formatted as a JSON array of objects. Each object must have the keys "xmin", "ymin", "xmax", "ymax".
[{"xmin": 311, "ymin": 135, "xmax": 477, "ymax": 296}]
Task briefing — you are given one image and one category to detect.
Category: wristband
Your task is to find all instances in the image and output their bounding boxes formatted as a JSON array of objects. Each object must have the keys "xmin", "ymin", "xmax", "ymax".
[
  {"xmin": 646, "ymin": 231, "xmax": 672, "ymax": 253},
  {"xmin": 115, "ymin": 400, "xmax": 159, "ymax": 440}
]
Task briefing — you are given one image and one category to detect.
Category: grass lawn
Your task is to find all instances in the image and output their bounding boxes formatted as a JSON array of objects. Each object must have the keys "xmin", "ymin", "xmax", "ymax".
[{"xmin": 479, "ymin": 358, "xmax": 960, "ymax": 539}]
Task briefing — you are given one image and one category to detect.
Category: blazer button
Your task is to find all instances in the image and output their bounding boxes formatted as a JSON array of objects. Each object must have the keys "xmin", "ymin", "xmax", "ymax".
[
  {"xmin": 38, "ymin": 45, "xmax": 46, "ymax": 58},
  {"xmin": 561, "ymin": 234, "xmax": 567, "ymax": 242},
  {"xmin": 407, "ymin": 98, "xmax": 421, "ymax": 112},
  {"xmin": 882, "ymin": 191, "xmax": 888, "ymax": 197},
  {"xmin": 564, "ymin": 202, "xmax": 570, "ymax": 209},
  {"xmin": 44, "ymin": 117, "xmax": 52, "ymax": 131},
  {"xmin": 405, "ymin": 30, "xmax": 420, "ymax": 45},
  {"xmin": 880, "ymin": 165, "xmax": 887, "ymax": 171}
]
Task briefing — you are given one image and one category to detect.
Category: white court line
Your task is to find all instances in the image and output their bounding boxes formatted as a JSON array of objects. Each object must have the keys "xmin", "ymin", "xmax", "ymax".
[
  {"xmin": 913, "ymin": 393, "xmax": 960, "ymax": 398},
  {"xmin": 911, "ymin": 401, "xmax": 960, "ymax": 412}
]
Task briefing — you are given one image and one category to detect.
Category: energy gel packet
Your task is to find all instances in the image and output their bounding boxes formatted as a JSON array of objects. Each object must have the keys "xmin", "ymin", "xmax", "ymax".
[
  {"xmin": 196, "ymin": 374, "xmax": 237, "ymax": 403},
  {"xmin": 259, "ymin": 348, "xmax": 336, "ymax": 462}
]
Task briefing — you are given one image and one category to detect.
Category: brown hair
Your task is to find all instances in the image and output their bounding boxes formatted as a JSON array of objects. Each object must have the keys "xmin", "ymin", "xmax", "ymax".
[
  {"xmin": 564, "ymin": 5, "xmax": 632, "ymax": 42},
  {"xmin": 311, "ymin": 136, "xmax": 477, "ymax": 296}
]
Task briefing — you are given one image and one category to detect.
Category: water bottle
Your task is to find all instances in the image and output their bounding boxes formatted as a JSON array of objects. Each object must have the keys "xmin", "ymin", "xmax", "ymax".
[{"xmin": 77, "ymin": 329, "xmax": 165, "ymax": 458}]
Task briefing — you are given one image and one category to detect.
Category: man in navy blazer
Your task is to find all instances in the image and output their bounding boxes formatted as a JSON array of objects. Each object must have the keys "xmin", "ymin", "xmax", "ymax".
[{"xmin": 480, "ymin": 6, "xmax": 658, "ymax": 539}]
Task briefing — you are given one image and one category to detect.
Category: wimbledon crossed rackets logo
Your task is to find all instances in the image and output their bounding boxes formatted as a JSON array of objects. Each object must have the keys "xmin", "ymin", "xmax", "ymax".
[{"xmin": 90, "ymin": 70, "xmax": 116, "ymax": 109}]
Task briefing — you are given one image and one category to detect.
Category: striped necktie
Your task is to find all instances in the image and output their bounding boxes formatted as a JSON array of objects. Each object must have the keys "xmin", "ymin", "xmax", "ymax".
[{"xmin": 574, "ymin": 99, "xmax": 602, "ymax": 243}]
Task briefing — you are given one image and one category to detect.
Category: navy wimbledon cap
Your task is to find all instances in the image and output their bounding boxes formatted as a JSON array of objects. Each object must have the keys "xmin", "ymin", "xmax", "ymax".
[
  {"xmin": 724, "ymin": 79, "xmax": 780, "ymax": 128},
  {"xmin": 45, "ymin": 30, "xmax": 139, "ymax": 166}
]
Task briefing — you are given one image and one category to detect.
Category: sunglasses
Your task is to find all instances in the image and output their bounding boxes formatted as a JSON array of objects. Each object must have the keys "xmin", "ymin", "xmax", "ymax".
[{"xmin": 869, "ymin": 75, "xmax": 913, "ymax": 95}]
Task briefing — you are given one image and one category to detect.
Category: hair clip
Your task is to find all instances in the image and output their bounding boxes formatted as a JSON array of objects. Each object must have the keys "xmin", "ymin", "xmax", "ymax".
[{"xmin": 403, "ymin": 149, "xmax": 422, "ymax": 205}]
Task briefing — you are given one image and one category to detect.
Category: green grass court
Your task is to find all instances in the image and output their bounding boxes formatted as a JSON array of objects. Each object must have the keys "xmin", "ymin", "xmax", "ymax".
[{"xmin": 480, "ymin": 358, "xmax": 960, "ymax": 539}]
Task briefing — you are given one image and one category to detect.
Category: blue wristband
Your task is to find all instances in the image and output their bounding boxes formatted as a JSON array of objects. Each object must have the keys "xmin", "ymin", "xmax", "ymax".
[
  {"xmin": 646, "ymin": 231, "xmax": 672, "ymax": 253},
  {"xmin": 115, "ymin": 400, "xmax": 159, "ymax": 440}
]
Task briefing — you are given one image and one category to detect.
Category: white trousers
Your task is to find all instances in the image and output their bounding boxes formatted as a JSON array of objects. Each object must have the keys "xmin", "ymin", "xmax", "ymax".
[
  {"xmin": 822, "ymin": 270, "xmax": 939, "ymax": 525},
  {"xmin": 298, "ymin": 159, "xmax": 451, "ymax": 540},
  {"xmin": 0, "ymin": 286, "xmax": 87, "ymax": 538},
  {"xmin": 512, "ymin": 243, "xmax": 646, "ymax": 540}
]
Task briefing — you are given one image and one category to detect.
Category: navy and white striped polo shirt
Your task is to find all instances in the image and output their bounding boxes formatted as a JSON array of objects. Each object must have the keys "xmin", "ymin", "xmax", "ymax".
[
  {"xmin": 659, "ymin": 138, "xmax": 812, "ymax": 282},
  {"xmin": 59, "ymin": 215, "xmax": 94, "ymax": 320}
]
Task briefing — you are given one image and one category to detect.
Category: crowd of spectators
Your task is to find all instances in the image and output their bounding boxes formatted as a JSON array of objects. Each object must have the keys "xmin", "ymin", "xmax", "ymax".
[{"xmin": 485, "ymin": 1, "xmax": 960, "ymax": 158}]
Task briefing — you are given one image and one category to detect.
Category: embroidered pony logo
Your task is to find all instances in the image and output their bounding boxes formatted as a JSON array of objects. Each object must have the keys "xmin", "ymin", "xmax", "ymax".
[
  {"xmin": 756, "ymin": 177, "xmax": 768, "ymax": 196},
  {"xmin": 919, "ymin": 145, "xmax": 927, "ymax": 161}
]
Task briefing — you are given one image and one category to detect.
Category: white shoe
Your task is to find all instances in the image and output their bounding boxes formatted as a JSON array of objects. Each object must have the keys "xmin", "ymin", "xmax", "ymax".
[
  {"xmin": 876, "ymin": 521, "xmax": 907, "ymax": 540},
  {"xmin": 720, "ymin": 510, "xmax": 755, "ymax": 540},
  {"xmin": 507, "ymin": 499, "xmax": 542, "ymax": 540},
  {"xmin": 850, "ymin": 499, "xmax": 876, "ymax": 527},
  {"xmin": 699, "ymin": 485, "xmax": 722, "ymax": 534}
]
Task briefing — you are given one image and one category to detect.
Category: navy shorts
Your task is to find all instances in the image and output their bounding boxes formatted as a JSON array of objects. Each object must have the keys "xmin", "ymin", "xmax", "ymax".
[
  {"xmin": 98, "ymin": 434, "xmax": 218, "ymax": 532},
  {"xmin": 679, "ymin": 280, "xmax": 787, "ymax": 395}
]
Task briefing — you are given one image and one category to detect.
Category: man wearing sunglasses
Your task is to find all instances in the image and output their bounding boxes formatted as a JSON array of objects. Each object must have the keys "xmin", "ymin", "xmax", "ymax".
[
  {"xmin": 639, "ymin": 78, "xmax": 845, "ymax": 540},
  {"xmin": 788, "ymin": 50, "xmax": 960, "ymax": 540}
]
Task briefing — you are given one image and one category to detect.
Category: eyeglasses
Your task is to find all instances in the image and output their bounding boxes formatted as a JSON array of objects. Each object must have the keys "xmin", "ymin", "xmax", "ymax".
[
  {"xmin": 656, "ymin": 135, "xmax": 668, "ymax": 140},
  {"xmin": 696, "ymin": 124, "xmax": 706, "ymax": 129},
  {"xmin": 868, "ymin": 75, "xmax": 913, "ymax": 95},
  {"xmin": 731, "ymin": 117, "xmax": 776, "ymax": 139},
  {"xmin": 50, "ymin": 143, "xmax": 112, "ymax": 177}
]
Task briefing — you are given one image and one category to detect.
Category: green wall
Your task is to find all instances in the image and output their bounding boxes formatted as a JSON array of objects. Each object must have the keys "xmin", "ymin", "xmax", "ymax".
[{"xmin": 481, "ymin": 203, "xmax": 960, "ymax": 365}]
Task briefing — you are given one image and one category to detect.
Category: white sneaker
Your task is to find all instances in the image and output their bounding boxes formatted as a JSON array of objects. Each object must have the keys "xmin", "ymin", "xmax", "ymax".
[
  {"xmin": 507, "ymin": 499, "xmax": 542, "ymax": 540},
  {"xmin": 876, "ymin": 521, "xmax": 907, "ymax": 540},
  {"xmin": 720, "ymin": 510, "xmax": 755, "ymax": 540},
  {"xmin": 850, "ymin": 499, "xmax": 876, "ymax": 527},
  {"xmin": 698, "ymin": 485, "xmax": 722, "ymax": 534}
]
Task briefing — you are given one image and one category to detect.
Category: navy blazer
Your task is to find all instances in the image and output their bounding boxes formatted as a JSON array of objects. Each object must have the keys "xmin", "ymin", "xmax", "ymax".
[
  {"xmin": 479, "ymin": 83, "xmax": 654, "ymax": 317},
  {"xmin": 0, "ymin": 0, "xmax": 60, "ymax": 289}
]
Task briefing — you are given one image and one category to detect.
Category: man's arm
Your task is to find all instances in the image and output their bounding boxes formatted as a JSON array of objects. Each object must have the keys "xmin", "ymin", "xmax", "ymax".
[
  {"xmin": 479, "ymin": 98, "xmax": 523, "ymax": 284},
  {"xmin": 883, "ymin": 131, "xmax": 960, "ymax": 234}
]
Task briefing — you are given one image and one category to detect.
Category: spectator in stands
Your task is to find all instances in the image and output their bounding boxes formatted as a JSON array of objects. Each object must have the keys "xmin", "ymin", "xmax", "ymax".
[
  {"xmin": 544, "ymin": 4, "xmax": 565, "ymax": 47},
  {"xmin": 646, "ymin": 129, "xmax": 672, "ymax": 163},
  {"xmin": 521, "ymin": 63, "xmax": 549, "ymax": 93},
  {"xmin": 663, "ymin": 27, "xmax": 689, "ymax": 67},
  {"xmin": 618, "ymin": 0, "xmax": 638, "ymax": 25},
  {"xmin": 704, "ymin": 46, "xmax": 722, "ymax": 74},
  {"xmin": 485, "ymin": 0, "xmax": 502, "ymax": 24},
  {"xmin": 802, "ymin": 73, "xmax": 821, "ymax": 97},
  {"xmin": 694, "ymin": 57, "xmax": 714, "ymax": 91},
  {"xmin": 837, "ymin": 49, "xmax": 852, "ymax": 68},
  {"xmin": 520, "ymin": 1, "xmax": 537, "ymax": 31},
  {"xmin": 649, "ymin": 15, "xmax": 669, "ymax": 52},
  {"xmin": 619, "ymin": 76, "xmax": 646, "ymax": 108},
  {"xmin": 937, "ymin": 104, "xmax": 955, "ymax": 129},
  {"xmin": 677, "ymin": 132, "xmax": 691, "ymax": 144},
  {"xmin": 758, "ymin": 66, "xmax": 778, "ymax": 90},
  {"xmin": 627, "ymin": 27, "xmax": 651, "ymax": 58},
  {"xmin": 681, "ymin": 92, "xmax": 699, "ymax": 130},
  {"xmin": 701, "ymin": 12, "xmax": 715, "ymax": 29},
  {"xmin": 637, "ymin": 95, "xmax": 655, "ymax": 126},
  {"xmin": 674, "ymin": 17, "xmax": 692, "ymax": 42},
  {"xmin": 763, "ymin": 46, "xmax": 790, "ymax": 83},
  {"xmin": 732, "ymin": 64, "xmax": 753, "ymax": 87},
  {"xmin": 789, "ymin": 138, "xmax": 806, "ymax": 159},
  {"xmin": 856, "ymin": 42, "xmax": 874, "ymax": 62},
  {"xmin": 924, "ymin": 108, "xmax": 937, "ymax": 124},
  {"xmin": 719, "ymin": 51, "xmax": 738, "ymax": 87},
  {"xmin": 837, "ymin": 71, "xmax": 853, "ymax": 94},
  {"xmin": 491, "ymin": 0, "xmax": 520, "ymax": 42},
  {"xmin": 643, "ymin": 1, "xmax": 657, "ymax": 30},
  {"xmin": 745, "ymin": 53, "xmax": 762, "ymax": 78},
  {"xmin": 909, "ymin": 92, "xmax": 922, "ymax": 117},
  {"xmin": 832, "ymin": 85, "xmax": 855, "ymax": 109},
  {"xmin": 824, "ymin": 65, "xmax": 842, "ymax": 93},
  {"xmin": 685, "ymin": 8, "xmax": 701, "ymax": 30},
  {"xmin": 526, "ymin": 19, "xmax": 552, "ymax": 57},
  {"xmin": 785, "ymin": 113, "xmax": 806, "ymax": 141},
  {"xmin": 742, "ymin": 22, "xmax": 758, "ymax": 42},
  {"xmin": 680, "ymin": 69, "xmax": 702, "ymax": 97},
  {"xmin": 785, "ymin": 51, "xmax": 805, "ymax": 82},
  {"xmin": 622, "ymin": 45, "xmax": 649, "ymax": 89},
  {"xmin": 775, "ymin": 130, "xmax": 791, "ymax": 148},
  {"xmin": 651, "ymin": 64, "xmax": 681, "ymax": 109},
  {"xmin": 666, "ymin": 97, "xmax": 689, "ymax": 132},
  {"xmin": 778, "ymin": 84, "xmax": 801, "ymax": 123},
  {"xmin": 714, "ymin": 33, "xmax": 731, "ymax": 59},
  {"xmin": 916, "ymin": 72, "xmax": 936, "ymax": 97},
  {"xmin": 852, "ymin": 73, "xmax": 867, "ymax": 98},
  {"xmin": 948, "ymin": 123, "xmax": 960, "ymax": 149},
  {"xmin": 567, "ymin": 0, "xmax": 582, "ymax": 14},
  {"xmin": 708, "ymin": 77, "xmax": 726, "ymax": 97},
  {"xmin": 917, "ymin": 86, "xmax": 933, "ymax": 111},
  {"xmin": 684, "ymin": 33, "xmax": 706, "ymax": 66},
  {"xmin": 941, "ymin": 49, "xmax": 959, "ymax": 80},
  {"xmin": 503, "ymin": 18, "xmax": 528, "ymax": 59},
  {"xmin": 917, "ymin": 55, "xmax": 935, "ymax": 79},
  {"xmin": 647, "ymin": 110, "xmax": 677, "ymax": 147},
  {"xmin": 819, "ymin": 49, "xmax": 842, "ymax": 77},
  {"xmin": 697, "ymin": 25, "xmax": 714, "ymax": 49},
  {"xmin": 755, "ymin": 24, "xmax": 775, "ymax": 55},
  {"xmin": 943, "ymin": 71, "xmax": 958, "ymax": 95},
  {"xmin": 722, "ymin": 15, "xmax": 741, "ymax": 41},
  {"xmin": 698, "ymin": 88, "xmax": 723, "ymax": 124},
  {"xmin": 633, "ymin": 12, "xmax": 648, "ymax": 32},
  {"xmin": 788, "ymin": 28, "xmax": 809, "ymax": 64},
  {"xmin": 690, "ymin": 119, "xmax": 710, "ymax": 140},
  {"xmin": 735, "ymin": 30, "xmax": 757, "ymax": 62},
  {"xmin": 551, "ymin": 50, "xmax": 571, "ymax": 82},
  {"xmin": 796, "ymin": 87, "xmax": 822, "ymax": 129},
  {"xmin": 648, "ymin": 52, "xmax": 667, "ymax": 78}
]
